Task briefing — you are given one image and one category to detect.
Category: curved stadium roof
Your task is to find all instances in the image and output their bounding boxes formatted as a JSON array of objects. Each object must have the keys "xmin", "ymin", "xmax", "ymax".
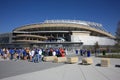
[
  {"xmin": 13, "ymin": 20, "xmax": 115, "ymax": 39},
  {"xmin": 44, "ymin": 20, "xmax": 105, "ymax": 31}
]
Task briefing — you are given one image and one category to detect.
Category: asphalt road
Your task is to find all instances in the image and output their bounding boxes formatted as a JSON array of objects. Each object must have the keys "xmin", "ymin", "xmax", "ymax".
[{"xmin": 0, "ymin": 60, "xmax": 64, "ymax": 79}]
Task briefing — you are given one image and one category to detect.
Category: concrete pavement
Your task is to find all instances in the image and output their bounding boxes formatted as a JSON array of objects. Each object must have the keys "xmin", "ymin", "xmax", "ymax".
[
  {"xmin": 0, "ymin": 59, "xmax": 64, "ymax": 79},
  {"xmin": 0, "ymin": 56, "xmax": 120, "ymax": 80}
]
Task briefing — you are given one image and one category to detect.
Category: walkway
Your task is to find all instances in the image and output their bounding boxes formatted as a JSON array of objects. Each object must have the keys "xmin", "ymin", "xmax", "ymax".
[{"xmin": 0, "ymin": 57, "xmax": 120, "ymax": 80}]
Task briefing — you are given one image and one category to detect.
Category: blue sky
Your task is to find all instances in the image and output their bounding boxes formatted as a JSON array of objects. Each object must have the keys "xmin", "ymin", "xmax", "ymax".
[{"xmin": 0, "ymin": 0, "xmax": 120, "ymax": 35}]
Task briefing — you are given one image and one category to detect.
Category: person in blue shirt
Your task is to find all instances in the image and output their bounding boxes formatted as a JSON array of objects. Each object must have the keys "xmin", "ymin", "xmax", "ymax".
[
  {"xmin": 0, "ymin": 48, "xmax": 4, "ymax": 57},
  {"xmin": 34, "ymin": 49, "xmax": 40, "ymax": 63},
  {"xmin": 16, "ymin": 49, "xmax": 21, "ymax": 60},
  {"xmin": 0, "ymin": 49, "xmax": 2, "ymax": 56},
  {"xmin": 56, "ymin": 48, "xmax": 60, "ymax": 57},
  {"xmin": 9, "ymin": 48, "xmax": 15, "ymax": 60},
  {"xmin": 87, "ymin": 50, "xmax": 91, "ymax": 57},
  {"xmin": 23, "ymin": 49, "xmax": 27, "ymax": 60},
  {"xmin": 75, "ymin": 49, "xmax": 78, "ymax": 55}
]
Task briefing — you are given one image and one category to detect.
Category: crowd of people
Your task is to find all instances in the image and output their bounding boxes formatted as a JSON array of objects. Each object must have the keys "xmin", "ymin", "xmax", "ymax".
[
  {"xmin": 0, "ymin": 47, "xmax": 66, "ymax": 63},
  {"xmin": 0, "ymin": 47, "xmax": 108, "ymax": 63},
  {"xmin": 75, "ymin": 49, "xmax": 91, "ymax": 57}
]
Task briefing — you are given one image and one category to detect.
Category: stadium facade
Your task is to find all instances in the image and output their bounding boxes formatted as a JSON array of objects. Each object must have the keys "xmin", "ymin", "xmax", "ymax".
[
  {"xmin": 0, "ymin": 20, "xmax": 116, "ymax": 48},
  {"xmin": 13, "ymin": 20, "xmax": 115, "ymax": 44}
]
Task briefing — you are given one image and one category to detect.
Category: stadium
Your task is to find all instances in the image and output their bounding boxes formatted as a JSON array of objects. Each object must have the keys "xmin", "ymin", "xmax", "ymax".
[{"xmin": 12, "ymin": 20, "xmax": 115, "ymax": 47}]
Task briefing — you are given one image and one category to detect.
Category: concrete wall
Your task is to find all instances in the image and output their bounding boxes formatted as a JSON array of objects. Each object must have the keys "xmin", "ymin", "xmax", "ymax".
[
  {"xmin": 71, "ymin": 35, "xmax": 116, "ymax": 45},
  {"xmin": 72, "ymin": 31, "xmax": 90, "ymax": 36}
]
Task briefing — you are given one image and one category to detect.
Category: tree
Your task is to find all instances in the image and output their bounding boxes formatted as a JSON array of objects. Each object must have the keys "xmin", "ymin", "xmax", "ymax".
[
  {"xmin": 114, "ymin": 21, "xmax": 120, "ymax": 53},
  {"xmin": 116, "ymin": 21, "xmax": 120, "ymax": 44},
  {"xmin": 94, "ymin": 41, "xmax": 100, "ymax": 56},
  {"xmin": 94, "ymin": 41, "xmax": 100, "ymax": 50}
]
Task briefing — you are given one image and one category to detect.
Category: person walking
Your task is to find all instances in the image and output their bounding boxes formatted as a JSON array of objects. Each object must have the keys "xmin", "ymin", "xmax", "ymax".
[
  {"xmin": 60, "ymin": 48, "xmax": 65, "ymax": 57},
  {"xmin": 9, "ymin": 48, "xmax": 15, "ymax": 60},
  {"xmin": 29, "ymin": 49, "xmax": 35, "ymax": 62},
  {"xmin": 23, "ymin": 49, "xmax": 27, "ymax": 60},
  {"xmin": 34, "ymin": 49, "xmax": 40, "ymax": 63},
  {"xmin": 75, "ymin": 49, "xmax": 78, "ymax": 55},
  {"xmin": 80, "ymin": 49, "xmax": 83, "ymax": 56},
  {"xmin": 52, "ymin": 49, "xmax": 56, "ymax": 56},
  {"xmin": 49, "ymin": 48, "xmax": 53, "ymax": 56},
  {"xmin": 38, "ymin": 48, "xmax": 42, "ymax": 62},
  {"xmin": 26, "ymin": 48, "xmax": 30, "ymax": 60},
  {"xmin": 87, "ymin": 50, "xmax": 91, "ymax": 57}
]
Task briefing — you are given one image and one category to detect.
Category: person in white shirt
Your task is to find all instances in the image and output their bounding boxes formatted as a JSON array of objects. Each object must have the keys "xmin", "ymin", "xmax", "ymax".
[
  {"xmin": 29, "ymin": 49, "xmax": 35, "ymax": 62},
  {"xmin": 38, "ymin": 49, "xmax": 42, "ymax": 55},
  {"xmin": 38, "ymin": 48, "xmax": 43, "ymax": 62},
  {"xmin": 64, "ymin": 48, "xmax": 68, "ymax": 55},
  {"xmin": 52, "ymin": 50, "xmax": 56, "ymax": 56}
]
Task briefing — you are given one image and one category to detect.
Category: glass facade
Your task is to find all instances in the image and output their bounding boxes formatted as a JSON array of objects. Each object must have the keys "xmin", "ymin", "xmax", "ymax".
[{"xmin": 0, "ymin": 33, "xmax": 12, "ymax": 43}]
